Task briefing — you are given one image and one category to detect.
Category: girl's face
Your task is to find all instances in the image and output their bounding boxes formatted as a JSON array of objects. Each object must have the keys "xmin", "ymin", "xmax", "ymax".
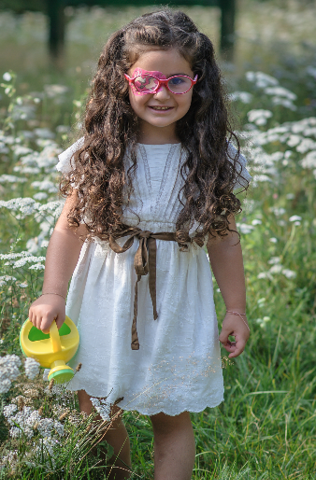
[{"xmin": 127, "ymin": 48, "xmax": 194, "ymax": 144}]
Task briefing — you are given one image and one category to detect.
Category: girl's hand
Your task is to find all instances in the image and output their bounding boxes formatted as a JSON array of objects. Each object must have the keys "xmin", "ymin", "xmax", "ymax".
[
  {"xmin": 28, "ymin": 295, "xmax": 66, "ymax": 334},
  {"xmin": 219, "ymin": 312, "xmax": 250, "ymax": 358}
]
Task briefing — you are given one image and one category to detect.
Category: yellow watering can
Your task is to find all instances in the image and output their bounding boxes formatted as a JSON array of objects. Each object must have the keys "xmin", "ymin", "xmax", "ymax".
[{"xmin": 20, "ymin": 316, "xmax": 80, "ymax": 384}]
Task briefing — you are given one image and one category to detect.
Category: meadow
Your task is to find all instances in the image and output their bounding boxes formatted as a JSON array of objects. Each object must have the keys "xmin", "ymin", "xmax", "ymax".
[{"xmin": 0, "ymin": 0, "xmax": 316, "ymax": 478}]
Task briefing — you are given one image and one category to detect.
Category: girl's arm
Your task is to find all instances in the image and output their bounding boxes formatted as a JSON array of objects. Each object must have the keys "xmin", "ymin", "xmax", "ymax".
[
  {"xmin": 29, "ymin": 191, "xmax": 87, "ymax": 333},
  {"xmin": 207, "ymin": 215, "xmax": 250, "ymax": 358}
]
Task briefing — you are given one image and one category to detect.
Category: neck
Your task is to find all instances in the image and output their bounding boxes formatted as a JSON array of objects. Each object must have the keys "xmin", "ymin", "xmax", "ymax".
[{"xmin": 138, "ymin": 121, "xmax": 180, "ymax": 145}]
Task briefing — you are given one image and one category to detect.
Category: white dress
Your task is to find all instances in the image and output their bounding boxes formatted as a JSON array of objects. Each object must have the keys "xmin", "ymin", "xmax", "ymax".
[{"xmin": 56, "ymin": 139, "xmax": 251, "ymax": 416}]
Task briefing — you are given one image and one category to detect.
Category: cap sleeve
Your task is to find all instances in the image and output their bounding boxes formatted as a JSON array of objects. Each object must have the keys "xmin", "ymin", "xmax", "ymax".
[
  {"xmin": 56, "ymin": 136, "xmax": 85, "ymax": 175},
  {"xmin": 227, "ymin": 142, "xmax": 252, "ymax": 191}
]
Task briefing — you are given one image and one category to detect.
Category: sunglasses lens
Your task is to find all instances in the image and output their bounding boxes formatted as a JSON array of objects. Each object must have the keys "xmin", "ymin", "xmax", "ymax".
[
  {"xmin": 134, "ymin": 75, "xmax": 159, "ymax": 93},
  {"xmin": 167, "ymin": 76, "xmax": 192, "ymax": 93}
]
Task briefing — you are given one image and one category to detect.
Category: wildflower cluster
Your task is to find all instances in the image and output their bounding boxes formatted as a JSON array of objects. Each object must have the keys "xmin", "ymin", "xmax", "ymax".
[{"xmin": 0, "ymin": 355, "xmax": 21, "ymax": 394}]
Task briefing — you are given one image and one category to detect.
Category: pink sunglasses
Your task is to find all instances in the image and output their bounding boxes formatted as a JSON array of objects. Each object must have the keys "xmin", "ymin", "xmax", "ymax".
[{"xmin": 124, "ymin": 69, "xmax": 198, "ymax": 95}]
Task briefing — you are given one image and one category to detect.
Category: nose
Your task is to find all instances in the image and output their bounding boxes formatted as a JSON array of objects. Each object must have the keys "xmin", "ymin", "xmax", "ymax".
[{"xmin": 154, "ymin": 85, "xmax": 171, "ymax": 99}]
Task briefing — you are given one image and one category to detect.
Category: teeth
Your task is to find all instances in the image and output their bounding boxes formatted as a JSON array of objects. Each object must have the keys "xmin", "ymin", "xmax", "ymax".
[{"xmin": 151, "ymin": 107, "xmax": 170, "ymax": 110}]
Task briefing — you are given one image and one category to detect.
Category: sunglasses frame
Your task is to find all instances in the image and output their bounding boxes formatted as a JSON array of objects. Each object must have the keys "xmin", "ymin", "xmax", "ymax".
[{"xmin": 124, "ymin": 73, "xmax": 198, "ymax": 95}]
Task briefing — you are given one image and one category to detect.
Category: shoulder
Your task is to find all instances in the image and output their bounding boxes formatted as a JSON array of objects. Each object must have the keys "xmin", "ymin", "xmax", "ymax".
[
  {"xmin": 56, "ymin": 136, "xmax": 85, "ymax": 175},
  {"xmin": 226, "ymin": 141, "xmax": 252, "ymax": 190}
]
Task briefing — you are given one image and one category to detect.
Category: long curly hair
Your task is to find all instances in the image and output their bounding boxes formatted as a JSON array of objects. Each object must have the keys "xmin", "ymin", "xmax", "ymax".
[{"xmin": 60, "ymin": 8, "xmax": 249, "ymax": 247}]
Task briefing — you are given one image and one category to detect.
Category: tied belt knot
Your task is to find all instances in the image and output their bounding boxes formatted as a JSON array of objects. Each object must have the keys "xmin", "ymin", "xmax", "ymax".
[{"xmin": 109, "ymin": 226, "xmax": 204, "ymax": 350}]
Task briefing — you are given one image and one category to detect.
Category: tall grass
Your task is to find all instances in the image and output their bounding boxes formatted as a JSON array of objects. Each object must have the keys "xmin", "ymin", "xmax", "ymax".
[{"xmin": 0, "ymin": 1, "xmax": 316, "ymax": 478}]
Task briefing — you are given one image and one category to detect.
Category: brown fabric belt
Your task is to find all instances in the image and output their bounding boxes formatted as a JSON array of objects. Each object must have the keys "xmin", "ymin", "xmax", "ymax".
[{"xmin": 109, "ymin": 227, "xmax": 178, "ymax": 350}]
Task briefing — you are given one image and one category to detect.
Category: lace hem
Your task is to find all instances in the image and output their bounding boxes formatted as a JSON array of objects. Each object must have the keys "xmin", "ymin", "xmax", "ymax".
[{"xmin": 65, "ymin": 382, "xmax": 224, "ymax": 418}]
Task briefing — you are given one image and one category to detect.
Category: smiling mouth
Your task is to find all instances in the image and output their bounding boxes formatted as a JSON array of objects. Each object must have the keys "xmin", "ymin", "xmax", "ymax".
[{"xmin": 149, "ymin": 106, "xmax": 173, "ymax": 111}]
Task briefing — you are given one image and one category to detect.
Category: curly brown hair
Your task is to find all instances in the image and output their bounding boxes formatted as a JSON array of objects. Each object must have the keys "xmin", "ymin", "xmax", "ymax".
[{"xmin": 61, "ymin": 8, "xmax": 249, "ymax": 247}]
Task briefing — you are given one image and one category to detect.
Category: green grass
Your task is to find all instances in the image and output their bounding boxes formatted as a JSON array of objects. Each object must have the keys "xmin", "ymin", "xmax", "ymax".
[{"xmin": 0, "ymin": 0, "xmax": 316, "ymax": 478}]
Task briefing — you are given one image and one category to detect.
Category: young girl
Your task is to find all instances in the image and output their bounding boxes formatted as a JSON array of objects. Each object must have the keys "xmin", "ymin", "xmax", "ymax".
[{"xmin": 29, "ymin": 9, "xmax": 251, "ymax": 480}]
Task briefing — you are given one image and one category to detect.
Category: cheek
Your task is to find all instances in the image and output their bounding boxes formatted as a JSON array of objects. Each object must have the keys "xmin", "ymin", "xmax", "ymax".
[
  {"xmin": 180, "ymin": 92, "xmax": 193, "ymax": 113},
  {"xmin": 129, "ymin": 88, "xmax": 146, "ymax": 112}
]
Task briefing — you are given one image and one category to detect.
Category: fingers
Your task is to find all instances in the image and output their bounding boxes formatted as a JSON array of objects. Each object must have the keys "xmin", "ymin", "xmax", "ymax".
[
  {"xmin": 28, "ymin": 298, "xmax": 65, "ymax": 333},
  {"xmin": 219, "ymin": 329, "xmax": 247, "ymax": 358},
  {"xmin": 226, "ymin": 337, "xmax": 246, "ymax": 358}
]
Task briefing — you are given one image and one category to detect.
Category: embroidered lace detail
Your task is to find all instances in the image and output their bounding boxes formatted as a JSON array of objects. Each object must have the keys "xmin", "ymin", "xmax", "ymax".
[
  {"xmin": 139, "ymin": 144, "xmax": 152, "ymax": 192},
  {"xmin": 153, "ymin": 144, "xmax": 178, "ymax": 218}
]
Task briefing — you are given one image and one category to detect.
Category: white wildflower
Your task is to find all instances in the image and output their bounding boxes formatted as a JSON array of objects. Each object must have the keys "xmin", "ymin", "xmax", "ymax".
[
  {"xmin": 268, "ymin": 256, "xmax": 281, "ymax": 265},
  {"xmin": 31, "ymin": 180, "xmax": 58, "ymax": 193},
  {"xmin": 230, "ymin": 91, "xmax": 253, "ymax": 103},
  {"xmin": 0, "ymin": 275, "xmax": 17, "ymax": 287},
  {"xmin": 90, "ymin": 397, "xmax": 111, "ymax": 421},
  {"xmin": 253, "ymin": 174, "xmax": 272, "ymax": 183},
  {"xmin": 14, "ymin": 165, "xmax": 40, "ymax": 174},
  {"xmin": 0, "ymin": 197, "xmax": 37, "ymax": 213},
  {"xmin": 34, "ymin": 128, "xmax": 55, "ymax": 139},
  {"xmin": 44, "ymin": 84, "xmax": 69, "ymax": 97},
  {"xmin": 12, "ymin": 104, "xmax": 36, "ymax": 121},
  {"xmin": 9, "ymin": 427, "xmax": 22, "ymax": 438},
  {"xmin": 7, "ymin": 406, "xmax": 40, "ymax": 439},
  {"xmin": 56, "ymin": 125, "xmax": 70, "ymax": 133},
  {"xmin": 246, "ymin": 71, "xmax": 279, "ymax": 88},
  {"xmin": 257, "ymin": 272, "xmax": 273, "ymax": 280},
  {"xmin": 12, "ymin": 145, "xmax": 33, "ymax": 157},
  {"xmin": 0, "ymin": 134, "xmax": 14, "ymax": 144},
  {"xmin": 12, "ymin": 255, "xmax": 45, "ymax": 269},
  {"xmin": 282, "ymin": 269, "xmax": 296, "ymax": 279},
  {"xmin": 237, "ymin": 223, "xmax": 254, "ymax": 234},
  {"xmin": 17, "ymin": 282, "xmax": 28, "ymax": 288},
  {"xmin": 247, "ymin": 109, "xmax": 273, "ymax": 126},
  {"xmin": 3, "ymin": 404, "xmax": 18, "ymax": 418},
  {"xmin": 24, "ymin": 358, "xmax": 40, "ymax": 380},
  {"xmin": 0, "ymin": 174, "xmax": 27, "ymax": 184},
  {"xmin": 270, "ymin": 207, "xmax": 286, "ymax": 216},
  {"xmin": 21, "ymin": 151, "xmax": 39, "ymax": 167},
  {"xmin": 26, "ymin": 238, "xmax": 39, "ymax": 254},
  {"xmin": 269, "ymin": 237, "xmax": 278, "ymax": 243},
  {"xmin": 286, "ymin": 135, "xmax": 302, "ymax": 147},
  {"xmin": 251, "ymin": 219, "xmax": 262, "ymax": 225},
  {"xmin": 0, "ymin": 143, "xmax": 9, "ymax": 154},
  {"xmin": 296, "ymin": 139, "xmax": 316, "ymax": 154},
  {"xmin": 3, "ymin": 72, "xmax": 12, "ymax": 81},
  {"xmin": 301, "ymin": 151, "xmax": 316, "ymax": 169},
  {"xmin": 264, "ymin": 86, "xmax": 297, "ymax": 101},
  {"xmin": 38, "ymin": 201, "xmax": 64, "ymax": 218},
  {"xmin": 289, "ymin": 215, "xmax": 302, "ymax": 222},
  {"xmin": 272, "ymin": 97, "xmax": 297, "ymax": 111},
  {"xmin": 0, "ymin": 355, "xmax": 22, "ymax": 393},
  {"xmin": 36, "ymin": 143, "xmax": 61, "ymax": 170},
  {"xmin": 0, "ymin": 251, "xmax": 32, "ymax": 263},
  {"xmin": 269, "ymin": 265, "xmax": 283, "ymax": 274},
  {"xmin": 286, "ymin": 193, "xmax": 295, "ymax": 200},
  {"xmin": 33, "ymin": 192, "xmax": 48, "ymax": 201},
  {"xmin": 44, "ymin": 384, "xmax": 64, "ymax": 396},
  {"xmin": 28, "ymin": 263, "xmax": 45, "ymax": 271}
]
